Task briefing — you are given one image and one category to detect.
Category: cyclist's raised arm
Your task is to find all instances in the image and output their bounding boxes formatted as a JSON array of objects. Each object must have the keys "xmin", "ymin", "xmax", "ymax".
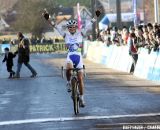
[
  {"xmin": 81, "ymin": 18, "xmax": 96, "ymax": 35},
  {"xmin": 54, "ymin": 25, "xmax": 66, "ymax": 37},
  {"xmin": 81, "ymin": 9, "xmax": 101, "ymax": 35},
  {"xmin": 42, "ymin": 9, "xmax": 66, "ymax": 37}
]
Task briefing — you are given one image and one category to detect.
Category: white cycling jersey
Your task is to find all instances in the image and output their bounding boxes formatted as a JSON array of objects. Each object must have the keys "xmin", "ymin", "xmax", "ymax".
[
  {"xmin": 65, "ymin": 31, "xmax": 83, "ymax": 52},
  {"xmin": 55, "ymin": 26, "xmax": 83, "ymax": 52},
  {"xmin": 54, "ymin": 21, "xmax": 93, "ymax": 69}
]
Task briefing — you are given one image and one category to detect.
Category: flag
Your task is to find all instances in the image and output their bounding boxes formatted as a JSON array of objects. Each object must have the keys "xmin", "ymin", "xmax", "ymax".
[
  {"xmin": 77, "ymin": 3, "xmax": 82, "ymax": 30},
  {"xmin": 133, "ymin": 0, "xmax": 137, "ymax": 25}
]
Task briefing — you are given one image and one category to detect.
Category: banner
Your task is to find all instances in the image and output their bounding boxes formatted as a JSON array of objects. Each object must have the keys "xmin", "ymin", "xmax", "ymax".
[
  {"xmin": 9, "ymin": 44, "xmax": 67, "ymax": 53},
  {"xmin": 133, "ymin": 0, "xmax": 137, "ymax": 25},
  {"xmin": 31, "ymin": 44, "xmax": 68, "ymax": 53}
]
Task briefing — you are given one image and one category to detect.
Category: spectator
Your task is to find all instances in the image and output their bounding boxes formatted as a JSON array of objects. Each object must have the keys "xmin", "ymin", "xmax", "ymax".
[
  {"xmin": 2, "ymin": 47, "xmax": 16, "ymax": 78},
  {"xmin": 147, "ymin": 23, "xmax": 153, "ymax": 33},
  {"xmin": 111, "ymin": 26, "xmax": 119, "ymax": 45},
  {"xmin": 47, "ymin": 38, "xmax": 53, "ymax": 44},
  {"xmin": 142, "ymin": 25, "xmax": 148, "ymax": 33},
  {"xmin": 104, "ymin": 28, "xmax": 111, "ymax": 46},
  {"xmin": 135, "ymin": 26, "xmax": 145, "ymax": 47},
  {"xmin": 128, "ymin": 33, "xmax": 138, "ymax": 73},
  {"xmin": 129, "ymin": 26, "xmax": 135, "ymax": 33},
  {"xmin": 14, "ymin": 32, "xmax": 37, "ymax": 78},
  {"xmin": 155, "ymin": 33, "xmax": 160, "ymax": 51},
  {"xmin": 147, "ymin": 32, "xmax": 157, "ymax": 53},
  {"xmin": 95, "ymin": 22, "xmax": 160, "ymax": 73},
  {"xmin": 121, "ymin": 26, "xmax": 129, "ymax": 44},
  {"xmin": 153, "ymin": 24, "xmax": 159, "ymax": 35},
  {"xmin": 36, "ymin": 38, "xmax": 40, "ymax": 44},
  {"xmin": 41, "ymin": 37, "xmax": 46, "ymax": 44}
]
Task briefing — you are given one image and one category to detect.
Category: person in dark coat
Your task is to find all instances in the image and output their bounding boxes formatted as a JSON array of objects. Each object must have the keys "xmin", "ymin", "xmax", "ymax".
[
  {"xmin": 14, "ymin": 32, "xmax": 37, "ymax": 78},
  {"xmin": 128, "ymin": 33, "xmax": 138, "ymax": 73},
  {"xmin": 2, "ymin": 47, "xmax": 16, "ymax": 78}
]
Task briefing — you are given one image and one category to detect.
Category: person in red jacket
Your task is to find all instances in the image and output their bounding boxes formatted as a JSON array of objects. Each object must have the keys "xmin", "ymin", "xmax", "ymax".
[{"xmin": 128, "ymin": 33, "xmax": 138, "ymax": 73}]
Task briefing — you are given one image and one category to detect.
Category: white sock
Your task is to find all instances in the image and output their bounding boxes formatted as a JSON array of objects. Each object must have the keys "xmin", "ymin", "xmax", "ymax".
[
  {"xmin": 67, "ymin": 80, "xmax": 71, "ymax": 84},
  {"xmin": 80, "ymin": 95, "xmax": 84, "ymax": 100}
]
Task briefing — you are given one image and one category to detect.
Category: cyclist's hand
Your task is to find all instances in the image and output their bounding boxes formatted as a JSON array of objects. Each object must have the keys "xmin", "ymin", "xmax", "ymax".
[
  {"xmin": 95, "ymin": 9, "xmax": 102, "ymax": 17},
  {"xmin": 42, "ymin": 9, "xmax": 50, "ymax": 20}
]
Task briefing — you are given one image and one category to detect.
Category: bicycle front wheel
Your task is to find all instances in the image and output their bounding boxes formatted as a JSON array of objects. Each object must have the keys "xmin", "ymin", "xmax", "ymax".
[{"xmin": 71, "ymin": 77, "xmax": 79, "ymax": 115}]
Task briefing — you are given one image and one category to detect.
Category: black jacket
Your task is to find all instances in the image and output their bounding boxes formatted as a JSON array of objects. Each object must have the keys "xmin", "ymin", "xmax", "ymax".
[
  {"xmin": 3, "ymin": 52, "xmax": 16, "ymax": 66},
  {"xmin": 15, "ymin": 38, "xmax": 30, "ymax": 64}
]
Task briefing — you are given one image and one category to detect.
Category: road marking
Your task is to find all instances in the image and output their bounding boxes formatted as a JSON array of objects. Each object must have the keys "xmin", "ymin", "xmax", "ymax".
[{"xmin": 0, "ymin": 113, "xmax": 160, "ymax": 126}]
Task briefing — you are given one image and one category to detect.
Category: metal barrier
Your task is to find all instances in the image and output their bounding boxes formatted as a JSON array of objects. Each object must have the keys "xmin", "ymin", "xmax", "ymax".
[{"xmin": 86, "ymin": 41, "xmax": 160, "ymax": 81}]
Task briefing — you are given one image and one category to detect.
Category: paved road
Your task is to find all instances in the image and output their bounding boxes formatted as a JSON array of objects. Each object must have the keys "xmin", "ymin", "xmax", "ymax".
[{"xmin": 0, "ymin": 53, "xmax": 160, "ymax": 130}]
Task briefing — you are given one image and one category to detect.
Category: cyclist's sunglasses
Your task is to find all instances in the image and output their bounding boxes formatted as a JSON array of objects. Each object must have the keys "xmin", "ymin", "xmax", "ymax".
[{"xmin": 68, "ymin": 26, "xmax": 76, "ymax": 29}]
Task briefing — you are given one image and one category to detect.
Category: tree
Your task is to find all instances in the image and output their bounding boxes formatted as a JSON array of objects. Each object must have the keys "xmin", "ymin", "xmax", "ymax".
[
  {"xmin": 52, "ymin": 0, "xmax": 90, "ymax": 8},
  {"xmin": 12, "ymin": 0, "xmax": 54, "ymax": 38},
  {"xmin": 11, "ymin": 0, "xmax": 91, "ymax": 38}
]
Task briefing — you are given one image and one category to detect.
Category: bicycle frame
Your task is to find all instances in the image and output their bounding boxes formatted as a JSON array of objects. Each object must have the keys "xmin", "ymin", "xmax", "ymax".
[
  {"xmin": 70, "ymin": 69, "xmax": 80, "ymax": 115},
  {"xmin": 61, "ymin": 66, "xmax": 85, "ymax": 115}
]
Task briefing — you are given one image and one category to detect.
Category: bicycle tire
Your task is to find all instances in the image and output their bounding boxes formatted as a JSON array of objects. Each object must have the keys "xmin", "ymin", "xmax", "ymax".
[{"xmin": 71, "ymin": 77, "xmax": 79, "ymax": 115}]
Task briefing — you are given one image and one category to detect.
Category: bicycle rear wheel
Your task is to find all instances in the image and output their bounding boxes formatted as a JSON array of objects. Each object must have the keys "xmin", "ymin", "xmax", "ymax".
[{"xmin": 71, "ymin": 77, "xmax": 79, "ymax": 115}]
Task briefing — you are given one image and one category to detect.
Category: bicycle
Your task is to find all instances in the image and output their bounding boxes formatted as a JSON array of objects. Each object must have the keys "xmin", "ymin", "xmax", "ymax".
[{"xmin": 61, "ymin": 65, "xmax": 86, "ymax": 115}]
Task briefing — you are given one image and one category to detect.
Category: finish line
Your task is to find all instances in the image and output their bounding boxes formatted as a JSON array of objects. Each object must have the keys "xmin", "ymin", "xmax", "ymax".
[{"xmin": 0, "ymin": 113, "xmax": 160, "ymax": 126}]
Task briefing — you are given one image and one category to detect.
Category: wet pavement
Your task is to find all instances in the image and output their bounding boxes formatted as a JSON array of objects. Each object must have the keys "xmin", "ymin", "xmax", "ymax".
[{"xmin": 0, "ymin": 53, "xmax": 160, "ymax": 130}]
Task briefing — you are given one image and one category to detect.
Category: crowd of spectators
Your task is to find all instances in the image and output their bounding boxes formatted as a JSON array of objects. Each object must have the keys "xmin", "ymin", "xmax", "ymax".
[
  {"xmin": 99, "ymin": 23, "xmax": 160, "ymax": 53},
  {"xmin": 30, "ymin": 37, "xmax": 54, "ymax": 44},
  {"xmin": 98, "ymin": 23, "xmax": 160, "ymax": 73},
  {"xmin": 0, "ymin": 37, "xmax": 63, "ymax": 45}
]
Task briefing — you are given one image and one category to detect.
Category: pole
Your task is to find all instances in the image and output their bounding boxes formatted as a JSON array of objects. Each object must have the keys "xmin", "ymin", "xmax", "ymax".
[
  {"xmin": 116, "ymin": 0, "xmax": 122, "ymax": 28},
  {"xmin": 143, "ymin": 0, "xmax": 145, "ymax": 24},
  {"xmin": 95, "ymin": 0, "xmax": 99, "ymax": 38},
  {"xmin": 91, "ymin": 0, "xmax": 96, "ymax": 40},
  {"xmin": 133, "ymin": 0, "xmax": 137, "ymax": 26},
  {"xmin": 154, "ymin": 0, "xmax": 159, "ymax": 23}
]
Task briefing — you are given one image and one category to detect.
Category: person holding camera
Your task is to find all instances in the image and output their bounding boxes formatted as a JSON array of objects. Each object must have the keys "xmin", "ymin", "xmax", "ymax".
[{"xmin": 14, "ymin": 32, "xmax": 37, "ymax": 78}]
